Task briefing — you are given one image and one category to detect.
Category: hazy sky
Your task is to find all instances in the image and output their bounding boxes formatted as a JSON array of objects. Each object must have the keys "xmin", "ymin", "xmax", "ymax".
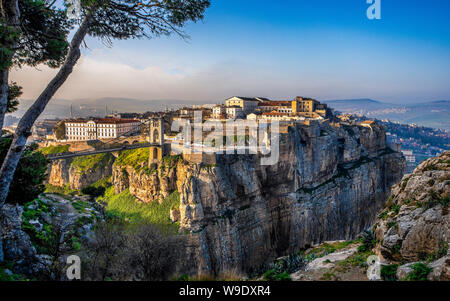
[{"xmin": 11, "ymin": 0, "xmax": 450, "ymax": 104}]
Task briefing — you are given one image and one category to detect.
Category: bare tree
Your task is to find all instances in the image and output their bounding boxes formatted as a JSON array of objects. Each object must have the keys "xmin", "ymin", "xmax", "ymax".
[
  {"xmin": 120, "ymin": 224, "xmax": 185, "ymax": 280},
  {"xmin": 83, "ymin": 222, "xmax": 185, "ymax": 281},
  {"xmin": 82, "ymin": 222, "xmax": 126, "ymax": 281}
]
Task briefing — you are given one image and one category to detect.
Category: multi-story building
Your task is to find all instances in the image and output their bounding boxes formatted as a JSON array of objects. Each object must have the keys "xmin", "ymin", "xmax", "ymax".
[
  {"xmin": 65, "ymin": 118, "xmax": 141, "ymax": 141},
  {"xmin": 212, "ymin": 105, "xmax": 226, "ymax": 119},
  {"xmin": 226, "ymin": 106, "xmax": 244, "ymax": 120},
  {"xmin": 291, "ymin": 96, "xmax": 319, "ymax": 113},
  {"xmin": 402, "ymin": 150, "xmax": 416, "ymax": 163},
  {"xmin": 219, "ymin": 95, "xmax": 332, "ymax": 121},
  {"xmin": 225, "ymin": 96, "xmax": 263, "ymax": 115},
  {"xmin": 258, "ymin": 101, "xmax": 292, "ymax": 114}
]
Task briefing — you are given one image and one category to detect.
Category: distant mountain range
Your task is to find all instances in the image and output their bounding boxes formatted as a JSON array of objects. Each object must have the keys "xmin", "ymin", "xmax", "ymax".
[
  {"xmin": 323, "ymin": 99, "xmax": 450, "ymax": 131},
  {"xmin": 11, "ymin": 97, "xmax": 216, "ymax": 120},
  {"xmin": 10, "ymin": 97, "xmax": 450, "ymax": 131}
]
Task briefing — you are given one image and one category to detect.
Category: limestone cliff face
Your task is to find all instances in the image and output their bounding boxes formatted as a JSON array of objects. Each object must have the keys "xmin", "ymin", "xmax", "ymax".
[
  {"xmin": 113, "ymin": 158, "xmax": 180, "ymax": 202},
  {"xmin": 173, "ymin": 121, "xmax": 405, "ymax": 275},
  {"xmin": 47, "ymin": 155, "xmax": 114, "ymax": 190},
  {"xmin": 47, "ymin": 159, "xmax": 72, "ymax": 187},
  {"xmin": 375, "ymin": 151, "xmax": 449, "ymax": 280},
  {"xmin": 46, "ymin": 120, "xmax": 406, "ymax": 276},
  {"xmin": 68, "ymin": 163, "xmax": 113, "ymax": 190}
]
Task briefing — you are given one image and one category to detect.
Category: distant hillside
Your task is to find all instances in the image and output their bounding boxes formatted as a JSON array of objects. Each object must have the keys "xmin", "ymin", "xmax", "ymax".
[
  {"xmin": 11, "ymin": 97, "xmax": 217, "ymax": 120},
  {"xmin": 323, "ymin": 99, "xmax": 450, "ymax": 131}
]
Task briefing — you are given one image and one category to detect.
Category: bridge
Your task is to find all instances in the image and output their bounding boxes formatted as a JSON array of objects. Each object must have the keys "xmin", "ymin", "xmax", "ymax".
[
  {"xmin": 46, "ymin": 142, "xmax": 161, "ymax": 160},
  {"xmin": 46, "ymin": 118, "xmax": 166, "ymax": 161}
]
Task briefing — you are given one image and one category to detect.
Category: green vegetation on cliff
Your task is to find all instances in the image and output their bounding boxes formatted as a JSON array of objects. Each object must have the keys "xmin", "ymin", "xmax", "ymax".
[
  {"xmin": 71, "ymin": 153, "xmax": 114, "ymax": 172},
  {"xmin": 0, "ymin": 138, "xmax": 48, "ymax": 205},
  {"xmin": 97, "ymin": 187, "xmax": 180, "ymax": 233},
  {"xmin": 81, "ymin": 177, "xmax": 113, "ymax": 197},
  {"xmin": 115, "ymin": 148, "xmax": 182, "ymax": 173},
  {"xmin": 44, "ymin": 183, "xmax": 78, "ymax": 196},
  {"xmin": 40, "ymin": 144, "xmax": 70, "ymax": 155},
  {"xmin": 115, "ymin": 148, "xmax": 149, "ymax": 170}
]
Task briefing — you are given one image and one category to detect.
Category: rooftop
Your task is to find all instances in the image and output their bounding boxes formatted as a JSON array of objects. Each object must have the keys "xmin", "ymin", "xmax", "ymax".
[{"xmin": 65, "ymin": 118, "xmax": 140, "ymax": 125}]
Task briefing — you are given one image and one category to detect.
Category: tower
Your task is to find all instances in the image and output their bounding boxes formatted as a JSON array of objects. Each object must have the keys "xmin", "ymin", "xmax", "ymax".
[{"xmin": 148, "ymin": 118, "xmax": 164, "ymax": 163}]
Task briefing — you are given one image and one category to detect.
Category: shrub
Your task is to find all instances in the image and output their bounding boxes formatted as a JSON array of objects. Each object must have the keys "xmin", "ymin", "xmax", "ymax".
[
  {"xmin": 81, "ymin": 186, "xmax": 106, "ymax": 198},
  {"xmin": 381, "ymin": 264, "xmax": 398, "ymax": 281},
  {"xmin": 262, "ymin": 270, "xmax": 291, "ymax": 281},
  {"xmin": 403, "ymin": 263, "xmax": 432, "ymax": 281},
  {"xmin": 358, "ymin": 230, "xmax": 376, "ymax": 253},
  {"xmin": 1, "ymin": 139, "xmax": 48, "ymax": 205},
  {"xmin": 82, "ymin": 223, "xmax": 185, "ymax": 281},
  {"xmin": 387, "ymin": 221, "xmax": 398, "ymax": 230}
]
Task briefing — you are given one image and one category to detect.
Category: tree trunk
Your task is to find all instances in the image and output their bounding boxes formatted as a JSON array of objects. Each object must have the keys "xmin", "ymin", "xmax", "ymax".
[
  {"xmin": 0, "ymin": 0, "xmax": 20, "ymax": 131},
  {"xmin": 0, "ymin": 70, "xmax": 8, "ymax": 130},
  {"xmin": 0, "ymin": 13, "xmax": 92, "ymax": 207}
]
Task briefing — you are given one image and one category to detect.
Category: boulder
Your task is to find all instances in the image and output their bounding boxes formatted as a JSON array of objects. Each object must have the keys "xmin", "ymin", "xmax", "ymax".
[
  {"xmin": 0, "ymin": 204, "xmax": 37, "ymax": 274},
  {"xmin": 427, "ymin": 255, "xmax": 450, "ymax": 281}
]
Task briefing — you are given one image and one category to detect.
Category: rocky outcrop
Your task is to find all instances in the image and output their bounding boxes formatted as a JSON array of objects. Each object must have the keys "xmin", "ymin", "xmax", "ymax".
[
  {"xmin": 47, "ymin": 158, "xmax": 72, "ymax": 187},
  {"xmin": 0, "ymin": 194, "xmax": 103, "ymax": 279},
  {"xmin": 0, "ymin": 204, "xmax": 38, "ymax": 275},
  {"xmin": 113, "ymin": 157, "xmax": 181, "ymax": 202},
  {"xmin": 45, "ymin": 119, "xmax": 405, "ymax": 276},
  {"xmin": 47, "ymin": 154, "xmax": 115, "ymax": 190},
  {"xmin": 68, "ymin": 161, "xmax": 113, "ymax": 190},
  {"xmin": 169, "ymin": 121, "xmax": 405, "ymax": 275},
  {"xmin": 375, "ymin": 151, "xmax": 449, "ymax": 280}
]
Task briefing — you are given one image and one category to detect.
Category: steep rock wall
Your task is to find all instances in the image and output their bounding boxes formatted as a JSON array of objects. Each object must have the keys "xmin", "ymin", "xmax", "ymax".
[
  {"xmin": 175, "ymin": 121, "xmax": 404, "ymax": 275},
  {"xmin": 46, "ymin": 120, "xmax": 406, "ymax": 276},
  {"xmin": 375, "ymin": 151, "xmax": 449, "ymax": 263},
  {"xmin": 113, "ymin": 157, "xmax": 180, "ymax": 202},
  {"xmin": 47, "ymin": 155, "xmax": 114, "ymax": 190}
]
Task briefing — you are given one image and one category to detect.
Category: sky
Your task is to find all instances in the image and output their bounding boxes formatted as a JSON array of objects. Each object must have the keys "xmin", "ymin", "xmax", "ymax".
[{"xmin": 10, "ymin": 0, "xmax": 450, "ymax": 104}]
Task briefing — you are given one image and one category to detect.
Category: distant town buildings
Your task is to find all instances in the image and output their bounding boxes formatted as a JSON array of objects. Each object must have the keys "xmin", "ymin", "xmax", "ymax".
[
  {"xmin": 225, "ymin": 96, "xmax": 261, "ymax": 115},
  {"xmin": 64, "ymin": 118, "xmax": 140, "ymax": 141},
  {"xmin": 225, "ymin": 106, "xmax": 244, "ymax": 119},
  {"xmin": 212, "ymin": 105, "xmax": 225, "ymax": 119},
  {"xmin": 401, "ymin": 149, "xmax": 416, "ymax": 163},
  {"xmin": 218, "ymin": 96, "xmax": 333, "ymax": 121}
]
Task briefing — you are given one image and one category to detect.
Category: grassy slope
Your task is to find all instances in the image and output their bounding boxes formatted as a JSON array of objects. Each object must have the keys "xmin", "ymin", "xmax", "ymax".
[
  {"xmin": 97, "ymin": 187, "xmax": 180, "ymax": 233},
  {"xmin": 71, "ymin": 153, "xmax": 114, "ymax": 172},
  {"xmin": 40, "ymin": 144, "xmax": 70, "ymax": 155}
]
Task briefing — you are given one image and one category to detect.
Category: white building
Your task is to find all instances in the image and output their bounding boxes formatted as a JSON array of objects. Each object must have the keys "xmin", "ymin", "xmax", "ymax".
[
  {"xmin": 212, "ymin": 105, "xmax": 225, "ymax": 118},
  {"xmin": 225, "ymin": 96, "xmax": 262, "ymax": 115},
  {"xmin": 226, "ymin": 106, "xmax": 244, "ymax": 120},
  {"xmin": 401, "ymin": 150, "xmax": 416, "ymax": 163},
  {"xmin": 258, "ymin": 101, "xmax": 292, "ymax": 114},
  {"xmin": 261, "ymin": 112, "xmax": 306, "ymax": 122},
  {"xmin": 65, "ymin": 118, "xmax": 141, "ymax": 141}
]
